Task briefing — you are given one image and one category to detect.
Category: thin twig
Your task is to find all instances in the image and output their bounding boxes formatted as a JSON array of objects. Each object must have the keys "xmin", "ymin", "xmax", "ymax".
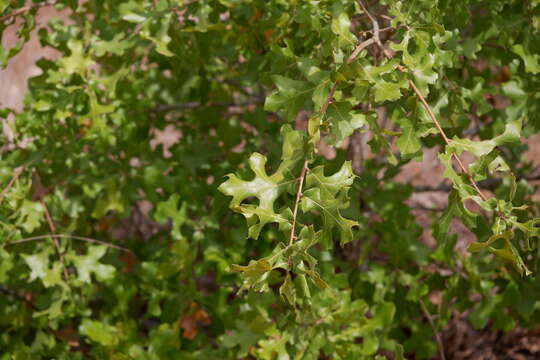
[
  {"xmin": 40, "ymin": 199, "xmax": 70, "ymax": 280},
  {"xmin": 0, "ymin": 166, "xmax": 24, "ymax": 205},
  {"xmin": 420, "ymin": 299, "xmax": 446, "ymax": 360},
  {"xmin": 346, "ymin": 38, "xmax": 376, "ymax": 64},
  {"xmin": 0, "ymin": 0, "xmax": 56, "ymax": 23},
  {"xmin": 154, "ymin": 99, "xmax": 263, "ymax": 112},
  {"xmin": 408, "ymin": 81, "xmax": 450, "ymax": 144},
  {"xmin": 321, "ymin": 83, "xmax": 338, "ymax": 115},
  {"xmin": 359, "ymin": 25, "xmax": 398, "ymax": 36},
  {"xmin": 289, "ymin": 160, "xmax": 309, "ymax": 246},
  {"xmin": 8, "ymin": 234, "xmax": 134, "ymax": 253}
]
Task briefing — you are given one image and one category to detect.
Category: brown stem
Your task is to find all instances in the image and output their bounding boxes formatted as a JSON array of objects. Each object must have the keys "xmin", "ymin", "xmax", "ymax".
[
  {"xmin": 408, "ymin": 80, "xmax": 489, "ymax": 202},
  {"xmin": 41, "ymin": 200, "xmax": 70, "ymax": 280},
  {"xmin": 321, "ymin": 83, "xmax": 338, "ymax": 116},
  {"xmin": 420, "ymin": 299, "xmax": 446, "ymax": 360},
  {"xmin": 346, "ymin": 38, "xmax": 376, "ymax": 64},
  {"xmin": 289, "ymin": 160, "xmax": 309, "ymax": 246}
]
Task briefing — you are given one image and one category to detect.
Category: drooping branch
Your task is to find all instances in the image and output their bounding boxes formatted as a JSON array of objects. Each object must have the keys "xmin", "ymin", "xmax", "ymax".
[{"xmin": 356, "ymin": 1, "xmax": 491, "ymax": 204}]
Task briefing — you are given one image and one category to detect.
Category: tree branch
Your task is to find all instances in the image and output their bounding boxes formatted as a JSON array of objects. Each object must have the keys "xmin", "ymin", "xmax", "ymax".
[
  {"xmin": 356, "ymin": 0, "xmax": 393, "ymax": 58},
  {"xmin": 0, "ymin": 0, "xmax": 56, "ymax": 23}
]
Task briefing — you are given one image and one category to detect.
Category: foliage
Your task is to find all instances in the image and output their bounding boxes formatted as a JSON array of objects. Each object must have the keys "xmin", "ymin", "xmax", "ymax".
[{"xmin": 1, "ymin": 0, "xmax": 540, "ymax": 358}]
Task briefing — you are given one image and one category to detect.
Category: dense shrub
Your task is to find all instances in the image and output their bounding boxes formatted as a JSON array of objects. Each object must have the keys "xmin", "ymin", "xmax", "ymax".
[{"xmin": 1, "ymin": 0, "xmax": 540, "ymax": 358}]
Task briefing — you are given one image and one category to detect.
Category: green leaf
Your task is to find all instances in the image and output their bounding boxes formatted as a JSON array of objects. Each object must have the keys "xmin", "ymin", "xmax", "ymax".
[
  {"xmin": 438, "ymin": 150, "xmax": 478, "ymax": 201},
  {"xmin": 301, "ymin": 187, "xmax": 357, "ymax": 247},
  {"xmin": 331, "ymin": 4, "xmax": 357, "ymax": 50},
  {"xmin": 58, "ymin": 40, "xmax": 95, "ymax": 75},
  {"xmin": 469, "ymin": 151, "xmax": 500, "ymax": 181},
  {"xmin": 279, "ymin": 273, "xmax": 296, "ymax": 305},
  {"xmin": 154, "ymin": 193, "xmax": 188, "ymax": 240},
  {"xmin": 141, "ymin": 13, "xmax": 175, "ymax": 57},
  {"xmin": 391, "ymin": 31, "xmax": 439, "ymax": 94},
  {"xmin": 23, "ymin": 252, "xmax": 64, "ymax": 288},
  {"xmin": 512, "ymin": 44, "xmax": 540, "ymax": 74},
  {"xmin": 305, "ymin": 161, "xmax": 355, "ymax": 198},
  {"xmin": 468, "ymin": 231, "xmax": 531, "ymax": 276},
  {"xmin": 396, "ymin": 120, "xmax": 422, "ymax": 158},
  {"xmin": 432, "ymin": 190, "xmax": 476, "ymax": 261},
  {"xmin": 16, "ymin": 200, "xmax": 44, "ymax": 233},
  {"xmin": 302, "ymin": 161, "xmax": 357, "ymax": 247},
  {"xmin": 23, "ymin": 252, "xmax": 48, "ymax": 283},
  {"xmin": 68, "ymin": 245, "xmax": 116, "ymax": 283},
  {"xmin": 230, "ymin": 258, "xmax": 274, "ymax": 293},
  {"xmin": 219, "ymin": 126, "xmax": 306, "ymax": 239},
  {"xmin": 79, "ymin": 319, "xmax": 119, "ymax": 347},
  {"xmin": 374, "ymin": 80, "xmax": 406, "ymax": 102},
  {"xmin": 264, "ymin": 76, "xmax": 314, "ymax": 121},
  {"xmin": 449, "ymin": 119, "xmax": 522, "ymax": 157},
  {"xmin": 325, "ymin": 102, "xmax": 366, "ymax": 146},
  {"xmin": 119, "ymin": 0, "xmax": 147, "ymax": 23}
]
